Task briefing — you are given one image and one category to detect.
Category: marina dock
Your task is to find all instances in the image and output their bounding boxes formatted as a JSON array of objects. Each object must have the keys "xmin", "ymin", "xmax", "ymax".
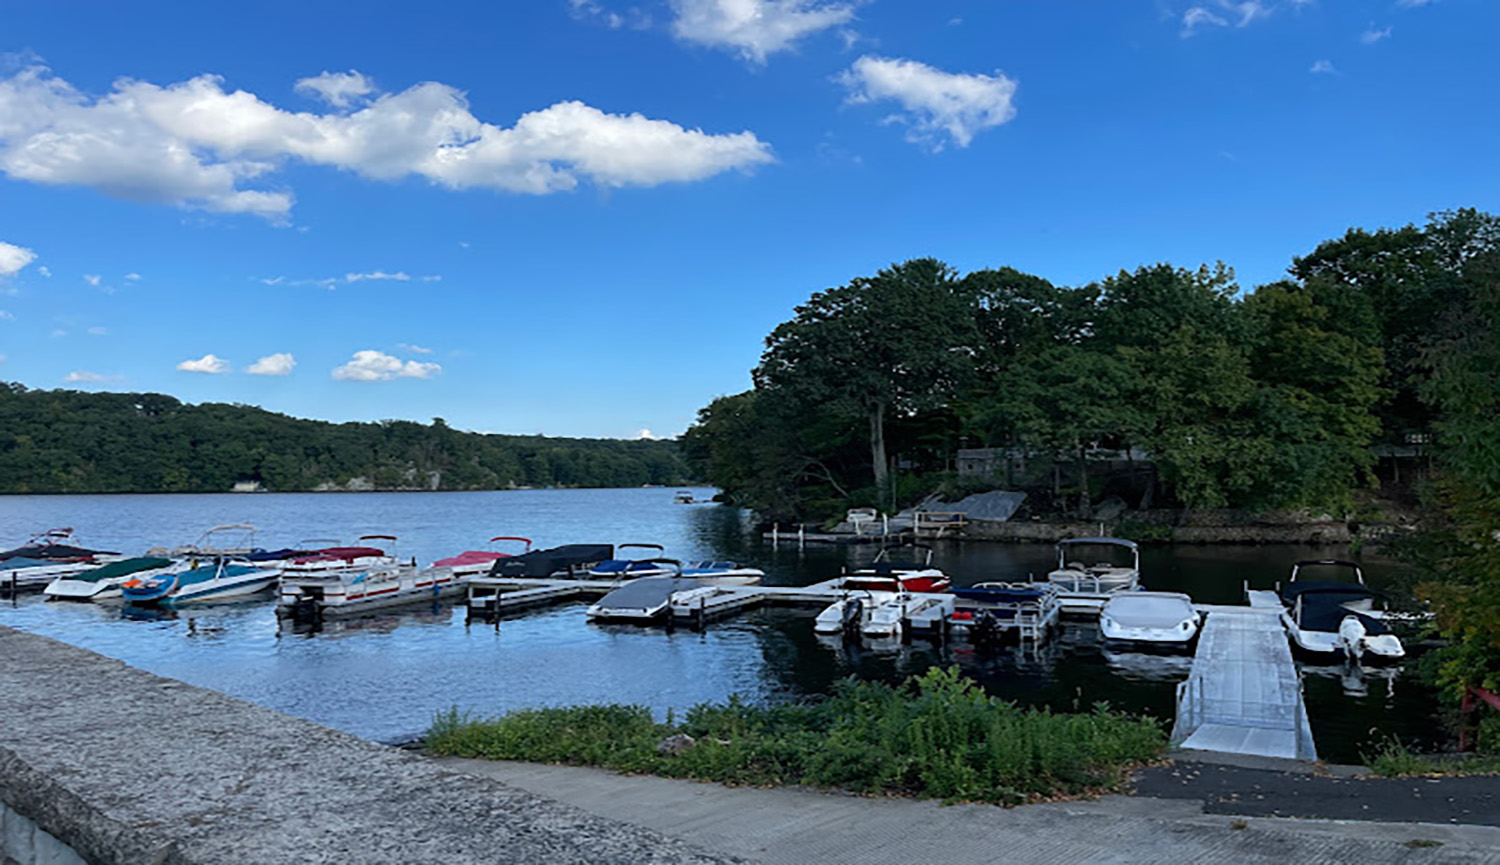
[{"xmin": 1171, "ymin": 591, "xmax": 1317, "ymax": 761}]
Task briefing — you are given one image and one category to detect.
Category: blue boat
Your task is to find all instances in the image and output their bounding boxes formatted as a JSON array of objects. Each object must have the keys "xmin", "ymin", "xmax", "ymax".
[{"xmin": 122, "ymin": 560, "xmax": 279, "ymax": 606}]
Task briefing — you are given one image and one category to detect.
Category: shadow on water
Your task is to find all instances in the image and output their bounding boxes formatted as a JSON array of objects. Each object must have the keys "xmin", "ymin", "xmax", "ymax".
[{"xmin": 0, "ymin": 489, "xmax": 1445, "ymax": 764}]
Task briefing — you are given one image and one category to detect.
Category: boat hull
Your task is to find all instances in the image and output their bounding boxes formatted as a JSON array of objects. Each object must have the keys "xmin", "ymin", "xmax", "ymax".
[{"xmin": 278, "ymin": 567, "xmax": 465, "ymax": 618}]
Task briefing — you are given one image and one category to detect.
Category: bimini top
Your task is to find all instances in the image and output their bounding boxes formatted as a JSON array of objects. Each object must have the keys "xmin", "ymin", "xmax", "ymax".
[{"xmin": 1058, "ymin": 537, "xmax": 1138, "ymax": 550}]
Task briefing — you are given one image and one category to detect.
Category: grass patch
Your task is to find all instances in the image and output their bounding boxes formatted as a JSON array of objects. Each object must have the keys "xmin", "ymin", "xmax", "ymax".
[
  {"xmin": 427, "ymin": 667, "xmax": 1167, "ymax": 806},
  {"xmin": 1363, "ymin": 736, "xmax": 1500, "ymax": 777}
]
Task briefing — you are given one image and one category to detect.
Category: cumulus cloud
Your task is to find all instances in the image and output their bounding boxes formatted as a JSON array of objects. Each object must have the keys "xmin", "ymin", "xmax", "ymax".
[
  {"xmin": 83, "ymin": 274, "xmax": 101, "ymax": 286},
  {"xmin": 332, "ymin": 350, "xmax": 441, "ymax": 381},
  {"xmin": 0, "ymin": 241, "xmax": 36, "ymax": 277},
  {"xmin": 635, "ymin": 428, "xmax": 658, "ymax": 440},
  {"xmin": 64, "ymin": 370, "xmax": 120, "ymax": 383},
  {"xmin": 36, "ymin": 265, "xmax": 51, "ymax": 278},
  {"xmin": 0, "ymin": 63, "xmax": 775, "ymax": 219},
  {"xmin": 294, "ymin": 70, "xmax": 377, "ymax": 109},
  {"xmin": 176, "ymin": 353, "xmax": 231, "ymax": 374},
  {"xmin": 246, "ymin": 352, "xmax": 296, "ymax": 375},
  {"xmin": 1360, "ymin": 25, "xmax": 1392, "ymax": 44},
  {"xmin": 837, "ymin": 56, "xmax": 1017, "ymax": 150},
  {"xmin": 670, "ymin": 0, "xmax": 856, "ymax": 63}
]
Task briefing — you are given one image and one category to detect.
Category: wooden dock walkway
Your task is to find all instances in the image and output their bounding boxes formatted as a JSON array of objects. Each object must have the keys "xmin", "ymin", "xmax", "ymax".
[{"xmin": 1171, "ymin": 593, "xmax": 1317, "ymax": 761}]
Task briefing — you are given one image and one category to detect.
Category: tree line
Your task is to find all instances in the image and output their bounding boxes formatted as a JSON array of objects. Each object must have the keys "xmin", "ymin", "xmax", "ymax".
[
  {"xmin": 683, "ymin": 209, "xmax": 1497, "ymax": 524},
  {"xmin": 0, "ymin": 386, "xmax": 689, "ymax": 493}
]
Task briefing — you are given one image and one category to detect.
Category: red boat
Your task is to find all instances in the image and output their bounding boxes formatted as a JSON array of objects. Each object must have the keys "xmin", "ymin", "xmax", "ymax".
[{"xmin": 839, "ymin": 546, "xmax": 951, "ymax": 594}]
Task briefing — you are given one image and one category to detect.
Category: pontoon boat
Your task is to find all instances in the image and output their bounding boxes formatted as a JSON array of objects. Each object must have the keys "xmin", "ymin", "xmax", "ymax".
[{"xmin": 1046, "ymin": 537, "xmax": 1142, "ymax": 613}]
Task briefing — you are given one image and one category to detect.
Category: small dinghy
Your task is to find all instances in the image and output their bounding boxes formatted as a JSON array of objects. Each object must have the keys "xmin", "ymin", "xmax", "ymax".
[
  {"xmin": 1099, "ymin": 591, "xmax": 1200, "ymax": 647},
  {"xmin": 587, "ymin": 575, "xmax": 701, "ymax": 623}
]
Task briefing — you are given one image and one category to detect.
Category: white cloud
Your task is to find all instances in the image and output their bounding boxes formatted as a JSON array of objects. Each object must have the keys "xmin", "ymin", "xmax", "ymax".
[
  {"xmin": 570, "ymin": 0, "xmax": 651, "ymax": 29},
  {"xmin": 332, "ymin": 350, "xmax": 441, "ymax": 381},
  {"xmin": 0, "ymin": 241, "xmax": 36, "ymax": 276},
  {"xmin": 837, "ymin": 56, "xmax": 1017, "ymax": 150},
  {"xmin": 1181, "ymin": 0, "xmax": 1278, "ymax": 36},
  {"xmin": 670, "ymin": 0, "xmax": 856, "ymax": 63},
  {"xmin": 0, "ymin": 64, "xmax": 774, "ymax": 220},
  {"xmin": 1181, "ymin": 6, "xmax": 1229, "ymax": 35},
  {"xmin": 1396, "ymin": 0, "xmax": 1433, "ymax": 7},
  {"xmin": 176, "ymin": 353, "xmax": 231, "ymax": 374},
  {"xmin": 36, "ymin": 265, "xmax": 51, "ymax": 277},
  {"xmin": 64, "ymin": 370, "xmax": 120, "ymax": 383},
  {"xmin": 246, "ymin": 352, "xmax": 296, "ymax": 375},
  {"xmin": 87, "ymin": 326, "xmax": 107, "ymax": 335},
  {"xmin": 421, "ymin": 274, "xmax": 442, "ymax": 282},
  {"xmin": 397, "ymin": 342, "xmax": 434, "ymax": 354},
  {"xmin": 83, "ymin": 274, "xmax": 101, "ymax": 286},
  {"xmin": 124, "ymin": 272, "xmax": 141, "ymax": 280},
  {"xmin": 345, "ymin": 270, "xmax": 410, "ymax": 283},
  {"xmin": 635, "ymin": 428, "xmax": 658, "ymax": 440},
  {"xmin": 1310, "ymin": 59, "xmax": 1337, "ymax": 74},
  {"xmin": 294, "ymin": 70, "xmax": 376, "ymax": 109},
  {"xmin": 1360, "ymin": 25, "xmax": 1392, "ymax": 44}
]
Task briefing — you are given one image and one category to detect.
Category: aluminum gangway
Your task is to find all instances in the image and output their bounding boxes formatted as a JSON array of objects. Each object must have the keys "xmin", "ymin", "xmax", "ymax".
[{"xmin": 1171, "ymin": 594, "xmax": 1318, "ymax": 761}]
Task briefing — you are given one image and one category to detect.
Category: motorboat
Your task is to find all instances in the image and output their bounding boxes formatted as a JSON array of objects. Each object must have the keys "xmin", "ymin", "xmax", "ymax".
[
  {"xmin": 44, "ymin": 556, "xmax": 177, "ymax": 601},
  {"xmin": 486, "ymin": 544, "xmax": 614, "ymax": 579},
  {"xmin": 587, "ymin": 576, "xmax": 701, "ymax": 622},
  {"xmin": 1046, "ymin": 537, "xmax": 1142, "ymax": 613},
  {"xmin": 840, "ymin": 546, "xmax": 951, "ymax": 593},
  {"xmin": 149, "ymin": 523, "xmax": 264, "ymax": 559},
  {"xmin": 944, "ymin": 582, "xmax": 1062, "ymax": 644},
  {"xmin": 278, "ymin": 559, "xmax": 463, "ymax": 620},
  {"xmin": 678, "ymin": 561, "xmax": 764, "ymax": 586},
  {"xmin": 0, "ymin": 528, "xmax": 121, "ymax": 591},
  {"xmin": 813, "ymin": 578, "xmax": 955, "ymax": 639},
  {"xmin": 432, "ymin": 536, "xmax": 532, "ymax": 577},
  {"xmin": 673, "ymin": 490, "xmax": 697, "ymax": 504},
  {"xmin": 589, "ymin": 543, "xmax": 679, "ymax": 579},
  {"xmin": 121, "ymin": 559, "xmax": 281, "ymax": 606},
  {"xmin": 1278, "ymin": 560, "xmax": 1405, "ymax": 662},
  {"xmin": 1099, "ymin": 591, "xmax": 1200, "ymax": 647}
]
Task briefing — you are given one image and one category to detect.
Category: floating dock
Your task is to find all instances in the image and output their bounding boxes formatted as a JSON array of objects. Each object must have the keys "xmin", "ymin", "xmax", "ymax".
[{"xmin": 1170, "ymin": 592, "xmax": 1317, "ymax": 761}]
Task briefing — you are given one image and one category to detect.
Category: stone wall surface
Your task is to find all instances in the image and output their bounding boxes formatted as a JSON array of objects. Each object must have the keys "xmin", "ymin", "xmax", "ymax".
[{"xmin": 0, "ymin": 626, "xmax": 736, "ymax": 865}]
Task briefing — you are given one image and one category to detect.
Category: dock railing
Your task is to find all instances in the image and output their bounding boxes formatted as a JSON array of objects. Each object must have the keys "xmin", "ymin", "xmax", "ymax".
[{"xmin": 914, "ymin": 510, "xmax": 967, "ymax": 538}]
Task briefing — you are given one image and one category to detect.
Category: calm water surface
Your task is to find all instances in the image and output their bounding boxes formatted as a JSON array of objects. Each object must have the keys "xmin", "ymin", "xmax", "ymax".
[{"xmin": 0, "ymin": 489, "xmax": 1439, "ymax": 763}]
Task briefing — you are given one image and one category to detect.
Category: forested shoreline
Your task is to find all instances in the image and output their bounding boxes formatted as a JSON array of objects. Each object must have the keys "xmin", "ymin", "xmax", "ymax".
[{"xmin": 0, "ymin": 385, "xmax": 689, "ymax": 493}]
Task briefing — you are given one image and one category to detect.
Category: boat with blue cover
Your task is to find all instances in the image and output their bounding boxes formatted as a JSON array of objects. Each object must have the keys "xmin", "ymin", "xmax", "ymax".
[
  {"xmin": 1278, "ymin": 560, "xmax": 1405, "ymax": 662},
  {"xmin": 588, "ymin": 543, "xmax": 679, "ymax": 579},
  {"xmin": 678, "ymin": 561, "xmax": 764, "ymax": 586},
  {"xmin": 946, "ymin": 582, "xmax": 1062, "ymax": 644}
]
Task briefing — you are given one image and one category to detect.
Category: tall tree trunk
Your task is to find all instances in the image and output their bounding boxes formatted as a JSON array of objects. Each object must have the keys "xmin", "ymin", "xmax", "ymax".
[
  {"xmin": 869, "ymin": 402, "xmax": 888, "ymax": 495},
  {"xmin": 1077, "ymin": 444, "xmax": 1090, "ymax": 517}
]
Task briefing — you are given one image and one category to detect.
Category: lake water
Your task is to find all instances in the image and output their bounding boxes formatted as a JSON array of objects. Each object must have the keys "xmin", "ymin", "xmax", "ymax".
[{"xmin": 0, "ymin": 489, "xmax": 1440, "ymax": 764}]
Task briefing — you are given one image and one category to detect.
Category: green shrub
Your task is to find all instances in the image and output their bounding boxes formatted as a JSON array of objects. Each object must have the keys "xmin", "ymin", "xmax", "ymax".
[{"xmin": 426, "ymin": 668, "xmax": 1167, "ymax": 806}]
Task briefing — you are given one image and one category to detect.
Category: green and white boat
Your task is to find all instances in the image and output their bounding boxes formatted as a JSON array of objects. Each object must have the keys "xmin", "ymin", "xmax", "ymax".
[{"xmin": 44, "ymin": 556, "xmax": 178, "ymax": 602}]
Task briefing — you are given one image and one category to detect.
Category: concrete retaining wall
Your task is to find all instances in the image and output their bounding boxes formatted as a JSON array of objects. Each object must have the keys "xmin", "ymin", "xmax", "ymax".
[{"xmin": 0, "ymin": 626, "xmax": 734, "ymax": 865}]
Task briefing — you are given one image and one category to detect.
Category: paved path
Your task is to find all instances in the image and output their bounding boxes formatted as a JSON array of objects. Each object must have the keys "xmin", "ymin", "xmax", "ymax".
[{"xmin": 441, "ymin": 757, "xmax": 1500, "ymax": 865}]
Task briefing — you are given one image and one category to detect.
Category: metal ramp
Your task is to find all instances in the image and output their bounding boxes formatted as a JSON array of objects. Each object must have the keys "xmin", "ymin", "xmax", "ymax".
[{"xmin": 1171, "ymin": 608, "xmax": 1318, "ymax": 761}]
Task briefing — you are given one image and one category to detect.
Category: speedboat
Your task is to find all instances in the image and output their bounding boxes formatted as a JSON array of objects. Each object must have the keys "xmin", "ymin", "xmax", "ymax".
[
  {"xmin": 44, "ymin": 556, "xmax": 177, "ymax": 601},
  {"xmin": 588, "ymin": 543, "xmax": 679, "ymax": 579},
  {"xmin": 278, "ymin": 559, "xmax": 464, "ymax": 620},
  {"xmin": 840, "ymin": 546, "xmax": 951, "ymax": 593},
  {"xmin": 122, "ymin": 559, "xmax": 281, "ymax": 606},
  {"xmin": 946, "ymin": 582, "xmax": 1062, "ymax": 644},
  {"xmin": 1278, "ymin": 560, "xmax": 1405, "ymax": 662},
  {"xmin": 678, "ymin": 561, "xmax": 764, "ymax": 586},
  {"xmin": 1046, "ymin": 537, "xmax": 1142, "ymax": 613},
  {"xmin": 150, "ymin": 523, "xmax": 264, "ymax": 559},
  {"xmin": 0, "ymin": 528, "xmax": 121, "ymax": 592},
  {"xmin": 587, "ymin": 576, "xmax": 701, "ymax": 622},
  {"xmin": 432, "ymin": 536, "xmax": 532, "ymax": 577},
  {"xmin": 1099, "ymin": 591, "xmax": 1200, "ymax": 647}
]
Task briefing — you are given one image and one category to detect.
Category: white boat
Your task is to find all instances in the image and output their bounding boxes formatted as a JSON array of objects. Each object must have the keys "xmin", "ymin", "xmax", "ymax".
[
  {"xmin": 945, "ymin": 582, "xmax": 1062, "ymax": 644},
  {"xmin": 280, "ymin": 535, "xmax": 399, "ymax": 574},
  {"xmin": 431, "ymin": 536, "xmax": 532, "ymax": 577},
  {"xmin": 678, "ymin": 561, "xmax": 764, "ymax": 586},
  {"xmin": 0, "ymin": 528, "xmax": 122, "ymax": 593},
  {"xmin": 1099, "ymin": 591, "xmax": 1200, "ymax": 647},
  {"xmin": 44, "ymin": 556, "xmax": 178, "ymax": 601},
  {"xmin": 587, "ymin": 576, "xmax": 701, "ymax": 622},
  {"xmin": 1278, "ymin": 560, "xmax": 1405, "ymax": 662},
  {"xmin": 1046, "ymin": 537, "xmax": 1142, "ymax": 613},
  {"xmin": 588, "ymin": 543, "xmax": 679, "ymax": 579},
  {"xmin": 278, "ymin": 559, "xmax": 463, "ymax": 619},
  {"xmin": 147, "ymin": 523, "xmax": 264, "ymax": 559}
]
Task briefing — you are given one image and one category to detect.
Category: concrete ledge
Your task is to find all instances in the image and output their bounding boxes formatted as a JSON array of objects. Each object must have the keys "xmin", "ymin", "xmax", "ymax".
[{"xmin": 0, "ymin": 626, "xmax": 735, "ymax": 864}]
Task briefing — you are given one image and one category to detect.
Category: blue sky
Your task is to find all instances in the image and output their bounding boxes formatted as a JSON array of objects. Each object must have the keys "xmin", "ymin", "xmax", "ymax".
[{"xmin": 0, "ymin": 0, "xmax": 1494, "ymax": 439}]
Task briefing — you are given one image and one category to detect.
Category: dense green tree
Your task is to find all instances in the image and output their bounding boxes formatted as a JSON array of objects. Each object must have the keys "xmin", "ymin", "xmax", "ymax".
[{"xmin": 754, "ymin": 258, "xmax": 978, "ymax": 496}]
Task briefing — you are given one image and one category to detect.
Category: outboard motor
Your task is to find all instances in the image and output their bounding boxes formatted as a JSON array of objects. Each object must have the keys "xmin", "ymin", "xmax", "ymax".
[
  {"xmin": 971, "ymin": 611, "xmax": 1003, "ymax": 647},
  {"xmin": 841, "ymin": 597, "xmax": 864, "ymax": 638},
  {"xmin": 1337, "ymin": 614, "xmax": 1367, "ymax": 662}
]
